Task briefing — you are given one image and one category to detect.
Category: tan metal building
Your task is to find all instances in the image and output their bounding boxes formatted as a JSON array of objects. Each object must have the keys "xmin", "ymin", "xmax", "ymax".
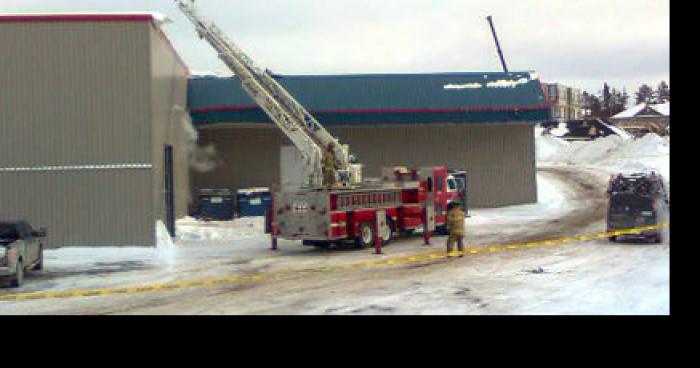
[
  {"xmin": 0, "ymin": 13, "xmax": 192, "ymax": 248},
  {"xmin": 188, "ymin": 72, "xmax": 550, "ymax": 209}
]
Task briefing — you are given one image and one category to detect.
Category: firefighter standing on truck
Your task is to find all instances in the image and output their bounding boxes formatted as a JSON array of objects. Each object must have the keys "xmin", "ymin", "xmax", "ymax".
[
  {"xmin": 323, "ymin": 144, "xmax": 337, "ymax": 188},
  {"xmin": 446, "ymin": 201, "xmax": 466, "ymax": 256}
]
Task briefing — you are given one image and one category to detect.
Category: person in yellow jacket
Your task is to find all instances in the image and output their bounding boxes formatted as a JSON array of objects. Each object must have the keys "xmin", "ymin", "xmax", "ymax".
[
  {"xmin": 322, "ymin": 144, "xmax": 337, "ymax": 188},
  {"xmin": 446, "ymin": 201, "xmax": 466, "ymax": 255}
]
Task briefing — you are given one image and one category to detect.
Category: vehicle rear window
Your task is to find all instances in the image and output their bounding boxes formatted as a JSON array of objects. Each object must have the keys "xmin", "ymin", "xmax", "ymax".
[
  {"xmin": 0, "ymin": 224, "xmax": 20, "ymax": 239},
  {"xmin": 610, "ymin": 196, "xmax": 653, "ymax": 212}
]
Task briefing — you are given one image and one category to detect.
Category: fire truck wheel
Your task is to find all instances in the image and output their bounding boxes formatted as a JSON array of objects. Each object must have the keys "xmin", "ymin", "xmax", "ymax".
[
  {"xmin": 381, "ymin": 218, "xmax": 395, "ymax": 245},
  {"xmin": 356, "ymin": 223, "xmax": 376, "ymax": 249}
]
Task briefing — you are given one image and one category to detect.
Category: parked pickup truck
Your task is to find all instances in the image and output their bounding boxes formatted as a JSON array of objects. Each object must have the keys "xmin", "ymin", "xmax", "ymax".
[{"xmin": 0, "ymin": 221, "xmax": 46, "ymax": 287}]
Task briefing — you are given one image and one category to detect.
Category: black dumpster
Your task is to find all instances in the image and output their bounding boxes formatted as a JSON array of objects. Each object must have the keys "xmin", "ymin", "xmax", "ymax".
[{"xmin": 198, "ymin": 189, "xmax": 235, "ymax": 221}]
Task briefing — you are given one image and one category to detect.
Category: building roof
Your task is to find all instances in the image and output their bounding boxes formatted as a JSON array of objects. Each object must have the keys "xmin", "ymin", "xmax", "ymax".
[
  {"xmin": 0, "ymin": 12, "xmax": 189, "ymax": 74},
  {"xmin": 559, "ymin": 119, "xmax": 633, "ymax": 140},
  {"xmin": 188, "ymin": 71, "xmax": 550, "ymax": 127},
  {"xmin": 0, "ymin": 12, "xmax": 170, "ymax": 25},
  {"xmin": 612, "ymin": 103, "xmax": 670, "ymax": 119}
]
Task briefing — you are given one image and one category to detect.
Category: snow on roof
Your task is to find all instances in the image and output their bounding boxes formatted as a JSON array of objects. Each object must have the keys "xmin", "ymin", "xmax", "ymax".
[
  {"xmin": 598, "ymin": 119, "xmax": 633, "ymax": 140},
  {"xmin": 237, "ymin": 187, "xmax": 271, "ymax": 195},
  {"xmin": 550, "ymin": 123, "xmax": 570, "ymax": 137},
  {"xmin": 613, "ymin": 103, "xmax": 670, "ymax": 119},
  {"xmin": 190, "ymin": 70, "xmax": 234, "ymax": 78},
  {"xmin": 653, "ymin": 103, "xmax": 670, "ymax": 116},
  {"xmin": 612, "ymin": 104, "xmax": 645, "ymax": 119}
]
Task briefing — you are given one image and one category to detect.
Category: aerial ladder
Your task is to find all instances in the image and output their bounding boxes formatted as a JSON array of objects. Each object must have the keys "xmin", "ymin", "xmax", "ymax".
[{"xmin": 175, "ymin": 0, "xmax": 356, "ymax": 190}]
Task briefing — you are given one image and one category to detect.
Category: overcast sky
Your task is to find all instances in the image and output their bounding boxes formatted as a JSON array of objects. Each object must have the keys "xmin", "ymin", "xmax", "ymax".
[{"xmin": 1, "ymin": 0, "xmax": 669, "ymax": 97}]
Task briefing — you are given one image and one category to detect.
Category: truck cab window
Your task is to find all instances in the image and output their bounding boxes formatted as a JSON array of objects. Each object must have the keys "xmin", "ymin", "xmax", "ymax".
[
  {"xmin": 447, "ymin": 178, "xmax": 457, "ymax": 192},
  {"xmin": 0, "ymin": 224, "xmax": 19, "ymax": 240}
]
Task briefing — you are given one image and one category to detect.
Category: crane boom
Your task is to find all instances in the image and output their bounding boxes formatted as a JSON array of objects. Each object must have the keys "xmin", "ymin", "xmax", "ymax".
[
  {"xmin": 175, "ymin": 0, "xmax": 352, "ymax": 189},
  {"xmin": 486, "ymin": 15, "xmax": 509, "ymax": 74}
]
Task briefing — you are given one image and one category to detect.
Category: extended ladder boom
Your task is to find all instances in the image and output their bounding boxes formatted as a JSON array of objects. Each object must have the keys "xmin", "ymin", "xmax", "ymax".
[{"xmin": 176, "ymin": 0, "xmax": 351, "ymax": 189}]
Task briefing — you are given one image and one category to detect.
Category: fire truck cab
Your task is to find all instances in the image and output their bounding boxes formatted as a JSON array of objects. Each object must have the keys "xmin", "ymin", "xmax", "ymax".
[{"xmin": 446, "ymin": 170, "xmax": 468, "ymax": 214}]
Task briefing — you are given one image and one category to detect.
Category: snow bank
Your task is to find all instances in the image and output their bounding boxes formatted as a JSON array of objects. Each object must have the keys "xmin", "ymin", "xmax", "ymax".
[
  {"xmin": 176, "ymin": 217, "xmax": 264, "ymax": 242},
  {"xmin": 469, "ymin": 171, "xmax": 569, "ymax": 227},
  {"xmin": 156, "ymin": 220, "xmax": 178, "ymax": 266},
  {"xmin": 45, "ymin": 221, "xmax": 179, "ymax": 272},
  {"xmin": 536, "ymin": 135, "xmax": 569, "ymax": 161},
  {"xmin": 537, "ymin": 132, "xmax": 670, "ymax": 191}
]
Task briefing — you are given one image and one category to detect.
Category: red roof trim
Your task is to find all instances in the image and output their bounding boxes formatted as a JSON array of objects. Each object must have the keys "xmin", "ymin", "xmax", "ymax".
[
  {"xmin": 192, "ymin": 104, "xmax": 551, "ymax": 115},
  {"xmin": 0, "ymin": 14, "xmax": 155, "ymax": 23}
]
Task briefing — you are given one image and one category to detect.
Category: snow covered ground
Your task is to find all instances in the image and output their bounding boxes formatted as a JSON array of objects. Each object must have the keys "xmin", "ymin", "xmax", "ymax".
[{"xmin": 0, "ymin": 131, "xmax": 670, "ymax": 315}]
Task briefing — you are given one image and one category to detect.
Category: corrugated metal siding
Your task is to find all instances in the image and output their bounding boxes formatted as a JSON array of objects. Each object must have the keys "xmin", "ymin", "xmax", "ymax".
[
  {"xmin": 148, "ymin": 25, "xmax": 191, "ymax": 227},
  {"xmin": 192, "ymin": 123, "xmax": 536, "ymax": 208},
  {"xmin": 0, "ymin": 170, "xmax": 153, "ymax": 246},
  {"xmin": 0, "ymin": 22, "xmax": 152, "ymax": 166},
  {"xmin": 0, "ymin": 21, "xmax": 155, "ymax": 248}
]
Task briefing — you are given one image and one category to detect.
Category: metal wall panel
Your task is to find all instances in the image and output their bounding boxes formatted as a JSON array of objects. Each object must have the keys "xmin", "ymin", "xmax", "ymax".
[
  {"xmin": 0, "ymin": 22, "xmax": 152, "ymax": 166},
  {"xmin": 192, "ymin": 123, "xmax": 537, "ymax": 208},
  {"xmin": 0, "ymin": 170, "xmax": 153, "ymax": 247},
  {"xmin": 0, "ymin": 21, "xmax": 157, "ymax": 247},
  {"xmin": 147, "ymin": 25, "xmax": 192, "ymax": 228}
]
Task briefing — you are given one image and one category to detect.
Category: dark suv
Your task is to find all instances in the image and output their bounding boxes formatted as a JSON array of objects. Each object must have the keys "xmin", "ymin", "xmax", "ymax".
[
  {"xmin": 606, "ymin": 173, "xmax": 669, "ymax": 243},
  {"xmin": 0, "ymin": 221, "xmax": 47, "ymax": 287}
]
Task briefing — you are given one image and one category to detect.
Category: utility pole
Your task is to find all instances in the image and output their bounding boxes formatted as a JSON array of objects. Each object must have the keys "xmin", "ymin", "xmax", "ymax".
[{"xmin": 486, "ymin": 15, "xmax": 509, "ymax": 74}]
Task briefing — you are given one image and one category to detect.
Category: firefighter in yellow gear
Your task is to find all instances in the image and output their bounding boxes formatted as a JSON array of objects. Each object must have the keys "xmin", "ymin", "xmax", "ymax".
[
  {"xmin": 322, "ymin": 144, "xmax": 337, "ymax": 188},
  {"xmin": 446, "ymin": 201, "xmax": 466, "ymax": 255}
]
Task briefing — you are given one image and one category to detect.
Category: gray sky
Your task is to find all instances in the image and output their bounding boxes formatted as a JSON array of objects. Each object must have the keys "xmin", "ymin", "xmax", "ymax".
[{"xmin": 1, "ymin": 0, "xmax": 669, "ymax": 97}]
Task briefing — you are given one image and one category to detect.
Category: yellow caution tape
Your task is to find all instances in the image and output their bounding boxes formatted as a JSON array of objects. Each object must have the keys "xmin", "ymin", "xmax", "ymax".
[{"xmin": 0, "ymin": 223, "xmax": 669, "ymax": 303}]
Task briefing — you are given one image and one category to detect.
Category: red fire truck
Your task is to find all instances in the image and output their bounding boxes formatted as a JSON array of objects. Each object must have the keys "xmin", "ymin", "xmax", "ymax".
[{"xmin": 269, "ymin": 167, "xmax": 467, "ymax": 248}]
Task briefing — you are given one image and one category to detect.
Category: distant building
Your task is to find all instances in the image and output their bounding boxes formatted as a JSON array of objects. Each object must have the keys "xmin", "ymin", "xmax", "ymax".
[
  {"xmin": 541, "ymin": 119, "xmax": 632, "ymax": 142},
  {"xmin": 544, "ymin": 83, "xmax": 583, "ymax": 122},
  {"xmin": 610, "ymin": 103, "xmax": 670, "ymax": 137}
]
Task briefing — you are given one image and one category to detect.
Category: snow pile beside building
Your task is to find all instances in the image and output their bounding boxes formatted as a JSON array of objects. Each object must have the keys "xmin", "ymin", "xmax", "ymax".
[
  {"xmin": 537, "ymin": 133, "xmax": 670, "ymax": 191},
  {"xmin": 156, "ymin": 220, "xmax": 179, "ymax": 266},
  {"xmin": 536, "ymin": 134, "xmax": 570, "ymax": 161},
  {"xmin": 175, "ymin": 217, "xmax": 265, "ymax": 242}
]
